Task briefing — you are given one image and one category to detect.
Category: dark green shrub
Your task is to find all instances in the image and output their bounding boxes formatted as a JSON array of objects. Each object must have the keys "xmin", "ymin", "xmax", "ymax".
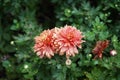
[{"xmin": 0, "ymin": 0, "xmax": 120, "ymax": 80}]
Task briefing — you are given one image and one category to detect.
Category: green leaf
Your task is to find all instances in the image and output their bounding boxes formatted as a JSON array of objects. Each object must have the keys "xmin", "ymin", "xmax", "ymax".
[
  {"xmin": 85, "ymin": 31, "xmax": 95, "ymax": 41},
  {"xmin": 85, "ymin": 72, "xmax": 93, "ymax": 80},
  {"xmin": 95, "ymin": 16, "xmax": 100, "ymax": 23},
  {"xmin": 2, "ymin": 60, "xmax": 11, "ymax": 68},
  {"xmin": 112, "ymin": 35, "xmax": 118, "ymax": 42},
  {"xmin": 99, "ymin": 31, "xmax": 109, "ymax": 40}
]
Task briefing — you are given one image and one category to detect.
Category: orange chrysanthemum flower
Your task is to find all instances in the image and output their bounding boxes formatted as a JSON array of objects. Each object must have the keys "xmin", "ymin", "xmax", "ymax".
[
  {"xmin": 92, "ymin": 40, "xmax": 109, "ymax": 59},
  {"xmin": 34, "ymin": 29, "xmax": 55, "ymax": 58},
  {"xmin": 53, "ymin": 25, "xmax": 85, "ymax": 58}
]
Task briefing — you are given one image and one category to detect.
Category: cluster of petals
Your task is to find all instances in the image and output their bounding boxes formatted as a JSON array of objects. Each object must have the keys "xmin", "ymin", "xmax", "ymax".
[{"xmin": 34, "ymin": 25, "xmax": 85, "ymax": 59}]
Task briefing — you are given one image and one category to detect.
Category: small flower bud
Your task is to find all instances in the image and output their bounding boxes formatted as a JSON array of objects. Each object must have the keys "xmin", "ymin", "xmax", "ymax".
[
  {"xmin": 65, "ymin": 58, "xmax": 72, "ymax": 66},
  {"xmin": 10, "ymin": 41, "xmax": 14, "ymax": 45},
  {"xmin": 110, "ymin": 50, "xmax": 117, "ymax": 56},
  {"xmin": 24, "ymin": 64, "xmax": 28, "ymax": 69},
  {"xmin": 87, "ymin": 54, "xmax": 92, "ymax": 59}
]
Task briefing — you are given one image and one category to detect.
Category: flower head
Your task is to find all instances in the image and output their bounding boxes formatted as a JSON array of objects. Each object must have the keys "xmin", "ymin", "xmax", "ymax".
[
  {"xmin": 34, "ymin": 29, "xmax": 55, "ymax": 58},
  {"xmin": 53, "ymin": 25, "xmax": 85, "ymax": 58},
  {"xmin": 92, "ymin": 40, "xmax": 109, "ymax": 59}
]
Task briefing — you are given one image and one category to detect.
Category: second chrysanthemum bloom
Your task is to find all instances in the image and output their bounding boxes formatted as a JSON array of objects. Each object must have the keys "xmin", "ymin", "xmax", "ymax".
[{"xmin": 53, "ymin": 25, "xmax": 85, "ymax": 59}]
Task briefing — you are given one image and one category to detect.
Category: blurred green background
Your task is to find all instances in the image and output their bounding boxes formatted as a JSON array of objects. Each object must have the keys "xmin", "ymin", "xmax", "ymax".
[{"xmin": 0, "ymin": 0, "xmax": 120, "ymax": 80}]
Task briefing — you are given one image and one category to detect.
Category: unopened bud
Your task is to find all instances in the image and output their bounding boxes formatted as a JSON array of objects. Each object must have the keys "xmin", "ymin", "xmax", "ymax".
[
  {"xmin": 10, "ymin": 41, "xmax": 14, "ymax": 45},
  {"xmin": 110, "ymin": 50, "xmax": 117, "ymax": 56},
  {"xmin": 24, "ymin": 64, "xmax": 28, "ymax": 69},
  {"xmin": 65, "ymin": 58, "xmax": 72, "ymax": 66}
]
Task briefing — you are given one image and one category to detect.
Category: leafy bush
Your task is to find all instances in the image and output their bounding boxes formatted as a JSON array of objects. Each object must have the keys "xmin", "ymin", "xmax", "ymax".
[{"xmin": 0, "ymin": 0, "xmax": 120, "ymax": 80}]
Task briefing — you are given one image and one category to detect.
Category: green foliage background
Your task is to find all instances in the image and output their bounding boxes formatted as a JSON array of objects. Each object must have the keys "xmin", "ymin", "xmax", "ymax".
[{"xmin": 0, "ymin": 0, "xmax": 120, "ymax": 80}]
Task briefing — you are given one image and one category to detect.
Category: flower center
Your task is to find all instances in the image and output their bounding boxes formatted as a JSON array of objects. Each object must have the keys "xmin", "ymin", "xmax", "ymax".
[{"xmin": 67, "ymin": 33, "xmax": 73, "ymax": 40}]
